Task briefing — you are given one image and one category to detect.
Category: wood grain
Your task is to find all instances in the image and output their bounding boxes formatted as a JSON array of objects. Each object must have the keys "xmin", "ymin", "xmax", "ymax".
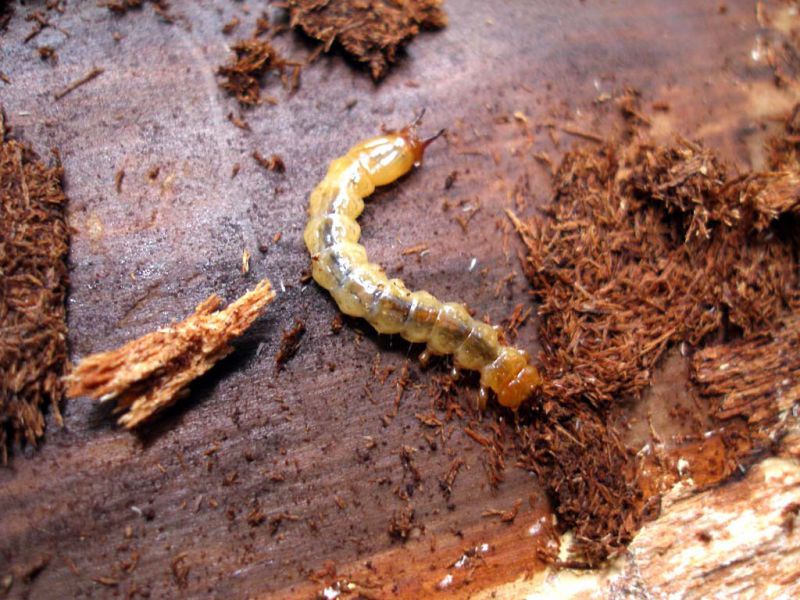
[{"xmin": 0, "ymin": 1, "xmax": 797, "ymax": 598}]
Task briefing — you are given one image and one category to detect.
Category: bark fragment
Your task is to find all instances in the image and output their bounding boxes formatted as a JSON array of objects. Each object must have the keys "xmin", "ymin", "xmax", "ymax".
[{"xmin": 65, "ymin": 279, "xmax": 275, "ymax": 428}]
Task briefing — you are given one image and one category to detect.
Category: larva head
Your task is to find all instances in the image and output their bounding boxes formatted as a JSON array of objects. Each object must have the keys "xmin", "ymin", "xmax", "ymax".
[
  {"xmin": 347, "ymin": 113, "xmax": 445, "ymax": 186},
  {"xmin": 480, "ymin": 347, "xmax": 542, "ymax": 410},
  {"xmin": 398, "ymin": 122, "xmax": 446, "ymax": 168}
]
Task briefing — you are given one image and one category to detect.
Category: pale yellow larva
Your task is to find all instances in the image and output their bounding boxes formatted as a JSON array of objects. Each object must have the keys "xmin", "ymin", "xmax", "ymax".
[{"xmin": 304, "ymin": 116, "xmax": 541, "ymax": 409}]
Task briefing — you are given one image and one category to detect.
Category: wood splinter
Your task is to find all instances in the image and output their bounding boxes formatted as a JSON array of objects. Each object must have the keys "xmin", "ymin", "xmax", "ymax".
[{"xmin": 65, "ymin": 279, "xmax": 275, "ymax": 428}]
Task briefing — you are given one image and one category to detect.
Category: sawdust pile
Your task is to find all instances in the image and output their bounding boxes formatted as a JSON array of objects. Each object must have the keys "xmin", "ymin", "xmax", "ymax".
[
  {"xmin": 285, "ymin": 0, "xmax": 448, "ymax": 80},
  {"xmin": 512, "ymin": 132, "xmax": 800, "ymax": 564},
  {"xmin": 0, "ymin": 112, "xmax": 70, "ymax": 464},
  {"xmin": 65, "ymin": 279, "xmax": 275, "ymax": 429}
]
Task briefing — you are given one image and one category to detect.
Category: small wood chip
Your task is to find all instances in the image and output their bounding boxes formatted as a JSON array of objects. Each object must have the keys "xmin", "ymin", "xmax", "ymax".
[
  {"xmin": 65, "ymin": 279, "xmax": 275, "ymax": 428},
  {"xmin": 53, "ymin": 67, "xmax": 104, "ymax": 101}
]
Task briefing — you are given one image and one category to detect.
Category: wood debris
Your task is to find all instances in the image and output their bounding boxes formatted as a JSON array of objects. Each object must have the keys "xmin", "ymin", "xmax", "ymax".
[
  {"xmin": 37, "ymin": 45, "xmax": 58, "ymax": 64},
  {"xmin": 269, "ymin": 511, "xmax": 301, "ymax": 535},
  {"xmin": 482, "ymin": 498, "xmax": 522, "ymax": 523},
  {"xmin": 511, "ymin": 134, "xmax": 799, "ymax": 565},
  {"xmin": 693, "ymin": 314, "xmax": 800, "ymax": 428},
  {"xmin": 23, "ymin": 9, "xmax": 68, "ymax": 43},
  {"xmin": 114, "ymin": 168, "xmax": 125, "ymax": 193},
  {"xmin": 227, "ymin": 112, "xmax": 251, "ymax": 131},
  {"xmin": 560, "ymin": 124, "xmax": 604, "ymax": 143},
  {"xmin": 221, "ymin": 16, "xmax": 240, "ymax": 35},
  {"xmin": 53, "ymin": 67, "xmax": 104, "ymax": 101},
  {"xmin": 252, "ymin": 151, "xmax": 286, "ymax": 173},
  {"xmin": 1, "ymin": 112, "xmax": 70, "ymax": 463},
  {"xmin": 65, "ymin": 279, "xmax": 275, "ymax": 428},
  {"xmin": 388, "ymin": 505, "xmax": 415, "ymax": 540},
  {"xmin": 285, "ymin": 0, "xmax": 447, "ymax": 80},
  {"xmin": 439, "ymin": 457, "xmax": 464, "ymax": 498},
  {"xmin": 400, "ymin": 243, "xmax": 429, "ymax": 256},
  {"xmin": 274, "ymin": 319, "xmax": 306, "ymax": 371},
  {"xmin": 170, "ymin": 552, "xmax": 190, "ymax": 589},
  {"xmin": 218, "ymin": 38, "xmax": 288, "ymax": 106},
  {"xmin": 105, "ymin": 0, "xmax": 174, "ymax": 23}
]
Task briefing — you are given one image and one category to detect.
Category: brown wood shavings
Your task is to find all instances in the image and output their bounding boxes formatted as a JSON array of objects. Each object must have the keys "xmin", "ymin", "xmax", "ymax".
[
  {"xmin": 105, "ymin": 1, "xmax": 174, "ymax": 23},
  {"xmin": 516, "ymin": 410, "xmax": 650, "ymax": 566},
  {"xmin": 482, "ymin": 498, "xmax": 522, "ymax": 523},
  {"xmin": 285, "ymin": 0, "xmax": 447, "ymax": 80},
  {"xmin": 23, "ymin": 9, "xmax": 68, "ymax": 43},
  {"xmin": 693, "ymin": 314, "xmax": 800, "ymax": 427},
  {"xmin": 514, "ymin": 140, "xmax": 799, "ymax": 407},
  {"xmin": 511, "ymin": 137, "xmax": 799, "ymax": 565},
  {"xmin": 252, "ymin": 151, "xmax": 286, "ymax": 173},
  {"xmin": 65, "ymin": 279, "xmax": 275, "ymax": 429},
  {"xmin": 769, "ymin": 104, "xmax": 800, "ymax": 169},
  {"xmin": 388, "ymin": 505, "xmax": 415, "ymax": 540},
  {"xmin": 274, "ymin": 319, "xmax": 306, "ymax": 371},
  {"xmin": 0, "ymin": 113, "xmax": 70, "ymax": 464},
  {"xmin": 218, "ymin": 39, "xmax": 288, "ymax": 106},
  {"xmin": 53, "ymin": 67, "xmax": 104, "ymax": 101}
]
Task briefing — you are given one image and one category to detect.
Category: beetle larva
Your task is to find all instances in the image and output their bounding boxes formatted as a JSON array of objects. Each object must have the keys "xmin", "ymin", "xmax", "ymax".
[{"xmin": 304, "ymin": 115, "xmax": 542, "ymax": 409}]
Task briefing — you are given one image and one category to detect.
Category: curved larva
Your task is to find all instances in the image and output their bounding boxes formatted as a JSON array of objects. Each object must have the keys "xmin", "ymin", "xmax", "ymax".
[{"xmin": 304, "ymin": 118, "xmax": 542, "ymax": 409}]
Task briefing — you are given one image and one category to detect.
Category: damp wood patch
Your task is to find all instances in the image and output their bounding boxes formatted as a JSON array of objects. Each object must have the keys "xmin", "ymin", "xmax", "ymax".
[
  {"xmin": 0, "ymin": 113, "xmax": 70, "ymax": 464},
  {"xmin": 285, "ymin": 0, "xmax": 448, "ymax": 80}
]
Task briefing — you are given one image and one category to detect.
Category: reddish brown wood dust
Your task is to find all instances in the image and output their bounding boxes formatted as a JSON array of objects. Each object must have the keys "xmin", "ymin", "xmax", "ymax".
[
  {"xmin": 0, "ymin": 113, "xmax": 70, "ymax": 464},
  {"xmin": 511, "ymin": 117, "xmax": 800, "ymax": 565},
  {"xmin": 285, "ymin": 0, "xmax": 448, "ymax": 80}
]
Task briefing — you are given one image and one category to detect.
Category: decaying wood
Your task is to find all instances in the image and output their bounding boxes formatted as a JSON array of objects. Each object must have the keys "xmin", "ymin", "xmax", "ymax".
[
  {"xmin": 624, "ymin": 457, "xmax": 800, "ymax": 597},
  {"xmin": 496, "ymin": 456, "xmax": 800, "ymax": 599},
  {"xmin": 286, "ymin": 0, "xmax": 448, "ymax": 79},
  {"xmin": 693, "ymin": 314, "xmax": 800, "ymax": 426},
  {"xmin": 65, "ymin": 279, "xmax": 275, "ymax": 428},
  {"xmin": 511, "ymin": 135, "xmax": 800, "ymax": 565},
  {"xmin": 217, "ymin": 38, "xmax": 287, "ymax": 106},
  {"xmin": 0, "ymin": 113, "xmax": 70, "ymax": 463}
]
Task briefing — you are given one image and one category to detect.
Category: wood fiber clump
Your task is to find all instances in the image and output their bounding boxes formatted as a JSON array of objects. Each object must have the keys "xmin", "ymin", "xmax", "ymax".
[
  {"xmin": 65, "ymin": 279, "xmax": 275, "ymax": 428},
  {"xmin": 693, "ymin": 314, "xmax": 800, "ymax": 429},
  {"xmin": 285, "ymin": 0, "xmax": 447, "ymax": 79},
  {"xmin": 218, "ymin": 38, "xmax": 289, "ymax": 106},
  {"xmin": 512, "ymin": 135, "xmax": 799, "ymax": 564},
  {"xmin": 0, "ymin": 113, "xmax": 70, "ymax": 464}
]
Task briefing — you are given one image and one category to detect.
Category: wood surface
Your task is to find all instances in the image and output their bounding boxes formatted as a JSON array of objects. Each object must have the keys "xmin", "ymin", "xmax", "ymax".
[{"xmin": 1, "ymin": 1, "xmax": 798, "ymax": 598}]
